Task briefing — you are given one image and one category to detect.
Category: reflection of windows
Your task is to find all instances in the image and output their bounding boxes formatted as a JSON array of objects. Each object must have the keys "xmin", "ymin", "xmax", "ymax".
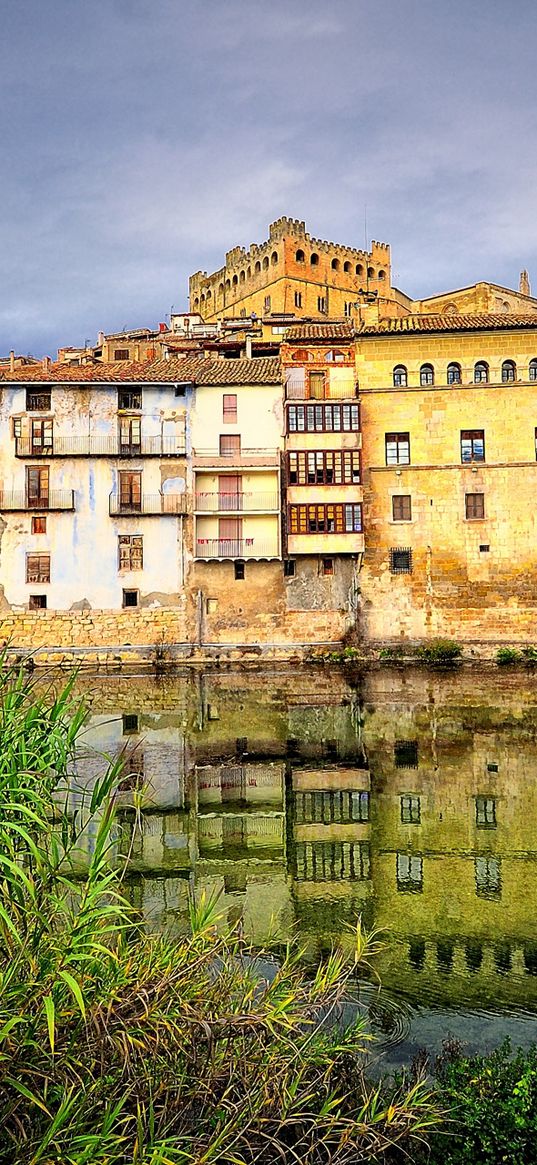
[
  {"xmin": 494, "ymin": 942, "xmax": 511, "ymax": 975},
  {"xmin": 465, "ymin": 940, "xmax": 483, "ymax": 973},
  {"xmin": 436, "ymin": 939, "xmax": 454, "ymax": 973},
  {"xmin": 408, "ymin": 938, "xmax": 425, "ymax": 970},
  {"xmin": 123, "ymin": 714, "xmax": 139, "ymax": 734},
  {"xmin": 475, "ymin": 796, "xmax": 496, "ymax": 829},
  {"xmin": 475, "ymin": 855, "xmax": 501, "ymax": 899},
  {"xmin": 294, "ymin": 789, "xmax": 369, "ymax": 825},
  {"xmin": 394, "ymin": 740, "xmax": 418, "ymax": 769},
  {"xmin": 294, "ymin": 840, "xmax": 370, "ymax": 882},
  {"xmin": 396, "ymin": 853, "xmax": 423, "ymax": 892},
  {"xmin": 401, "ymin": 794, "xmax": 420, "ymax": 824}
]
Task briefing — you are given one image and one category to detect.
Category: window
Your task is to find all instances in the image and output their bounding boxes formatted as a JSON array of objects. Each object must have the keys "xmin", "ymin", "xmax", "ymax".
[
  {"xmin": 283, "ymin": 560, "xmax": 296, "ymax": 577},
  {"xmin": 401, "ymin": 795, "xmax": 421, "ymax": 824},
  {"xmin": 295, "ymin": 249, "xmax": 305, "ymax": 263},
  {"xmin": 27, "ymin": 467, "xmax": 49, "ymax": 508},
  {"xmin": 122, "ymin": 713, "xmax": 139, "ymax": 734},
  {"xmin": 420, "ymin": 363, "xmax": 434, "ymax": 385},
  {"xmin": 530, "ymin": 359, "xmax": 537, "ymax": 381},
  {"xmin": 474, "ymin": 361, "xmax": 488, "ymax": 383},
  {"xmin": 392, "ymin": 495, "xmax": 411, "ymax": 521},
  {"xmin": 118, "ymin": 389, "xmax": 142, "ymax": 410},
  {"xmin": 30, "ymin": 419, "xmax": 53, "ymax": 455},
  {"xmin": 114, "ymin": 348, "xmax": 130, "ymax": 361},
  {"xmin": 287, "ymin": 450, "xmax": 361, "ymax": 486},
  {"xmin": 219, "ymin": 434, "xmax": 241, "ymax": 456},
  {"xmin": 12, "ymin": 417, "xmax": 22, "ymax": 440},
  {"xmin": 393, "ymin": 365, "xmax": 407, "ymax": 387},
  {"xmin": 119, "ymin": 416, "xmax": 141, "ymax": 453},
  {"xmin": 447, "ymin": 362, "xmax": 461, "ymax": 384},
  {"xmin": 234, "ymin": 561, "xmax": 245, "ymax": 580},
  {"xmin": 288, "ymin": 503, "xmax": 362, "ymax": 534},
  {"xmin": 264, "ymin": 295, "xmax": 271, "ymax": 312},
  {"xmin": 271, "ymin": 251, "xmax": 278, "ymax": 265},
  {"xmin": 390, "ymin": 547, "xmax": 412, "ymax": 574},
  {"xmin": 223, "ymin": 393, "xmax": 237, "ymax": 423},
  {"xmin": 29, "ymin": 594, "xmax": 47, "ymax": 610},
  {"xmin": 343, "ymin": 260, "xmax": 351, "ymax": 273},
  {"xmin": 331, "ymin": 258, "xmax": 340, "ymax": 270},
  {"xmin": 287, "ymin": 403, "xmax": 360, "ymax": 433},
  {"xmin": 487, "ymin": 761, "xmax": 499, "ymax": 773},
  {"xmin": 325, "ymin": 349, "xmax": 346, "ymax": 363},
  {"xmin": 122, "ymin": 589, "xmax": 139, "ymax": 608},
  {"xmin": 465, "ymin": 492, "xmax": 485, "ymax": 520},
  {"xmin": 118, "ymin": 471, "xmax": 142, "ymax": 512},
  {"xmin": 31, "ymin": 516, "xmax": 47, "ymax": 534},
  {"xmin": 317, "ymin": 296, "xmax": 327, "ymax": 313},
  {"xmin": 321, "ymin": 558, "xmax": 334, "ymax": 576},
  {"xmin": 344, "ymin": 302, "xmax": 353, "ymax": 316},
  {"xmin": 480, "ymin": 544, "xmax": 490, "ymax": 553},
  {"xmin": 396, "ymin": 853, "xmax": 423, "ymax": 892},
  {"xmin": 310, "ymin": 253, "xmax": 319, "ymax": 265},
  {"xmin": 501, "ymin": 360, "xmax": 516, "ymax": 383},
  {"xmin": 26, "ymin": 554, "xmax": 50, "ymax": 583},
  {"xmin": 294, "ymin": 291, "xmax": 302, "ymax": 308},
  {"xmin": 118, "ymin": 535, "xmax": 143, "ymax": 570},
  {"xmin": 461, "ymin": 429, "xmax": 485, "ymax": 463},
  {"xmin": 394, "ymin": 740, "xmax": 418, "ymax": 768},
  {"xmin": 293, "ymin": 789, "xmax": 369, "ymax": 825},
  {"xmin": 475, "ymin": 796, "xmax": 496, "ymax": 829},
  {"xmin": 385, "ymin": 432, "xmax": 410, "ymax": 465},
  {"xmin": 26, "ymin": 390, "xmax": 51, "ymax": 411},
  {"xmin": 475, "ymin": 855, "xmax": 501, "ymax": 899},
  {"xmin": 308, "ymin": 371, "xmax": 326, "ymax": 399}
]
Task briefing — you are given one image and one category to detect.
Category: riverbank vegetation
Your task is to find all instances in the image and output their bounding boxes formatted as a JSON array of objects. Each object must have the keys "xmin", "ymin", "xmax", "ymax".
[{"xmin": 0, "ymin": 662, "xmax": 438, "ymax": 1164}]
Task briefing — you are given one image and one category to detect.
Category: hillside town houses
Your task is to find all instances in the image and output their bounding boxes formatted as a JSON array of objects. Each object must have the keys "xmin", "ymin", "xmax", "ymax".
[{"xmin": 3, "ymin": 217, "xmax": 537, "ymax": 659}]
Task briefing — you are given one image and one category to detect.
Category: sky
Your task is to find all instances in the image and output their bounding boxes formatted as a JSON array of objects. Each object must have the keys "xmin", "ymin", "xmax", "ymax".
[{"xmin": 2, "ymin": 0, "xmax": 537, "ymax": 357}]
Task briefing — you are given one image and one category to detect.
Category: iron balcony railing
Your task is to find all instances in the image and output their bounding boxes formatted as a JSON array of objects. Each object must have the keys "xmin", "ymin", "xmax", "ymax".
[
  {"xmin": 285, "ymin": 381, "xmax": 358, "ymax": 401},
  {"xmin": 109, "ymin": 492, "xmax": 187, "ymax": 516},
  {"xmin": 195, "ymin": 491, "xmax": 279, "ymax": 512},
  {"xmin": 195, "ymin": 539, "xmax": 280, "ymax": 560},
  {"xmin": 0, "ymin": 490, "xmax": 75, "ymax": 511},
  {"xmin": 193, "ymin": 448, "xmax": 279, "ymax": 466},
  {"xmin": 15, "ymin": 434, "xmax": 186, "ymax": 458}
]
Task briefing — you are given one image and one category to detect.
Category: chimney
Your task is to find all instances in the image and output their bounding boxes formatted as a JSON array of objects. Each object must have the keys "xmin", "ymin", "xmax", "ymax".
[
  {"xmin": 245, "ymin": 335, "xmax": 253, "ymax": 359},
  {"xmin": 134, "ymin": 343, "xmax": 140, "ymax": 361},
  {"xmin": 9, "ymin": 350, "xmax": 15, "ymax": 372},
  {"xmin": 42, "ymin": 356, "xmax": 51, "ymax": 372},
  {"xmin": 519, "ymin": 269, "xmax": 531, "ymax": 297}
]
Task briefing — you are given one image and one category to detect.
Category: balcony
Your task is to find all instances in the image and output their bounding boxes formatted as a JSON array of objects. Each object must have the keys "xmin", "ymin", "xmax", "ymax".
[
  {"xmin": 195, "ymin": 491, "xmax": 279, "ymax": 513},
  {"xmin": 109, "ymin": 492, "xmax": 187, "ymax": 516},
  {"xmin": 15, "ymin": 434, "xmax": 186, "ymax": 458},
  {"xmin": 196, "ymin": 538, "xmax": 280, "ymax": 560},
  {"xmin": 0, "ymin": 490, "xmax": 75, "ymax": 511},
  {"xmin": 193, "ymin": 448, "xmax": 279, "ymax": 469}
]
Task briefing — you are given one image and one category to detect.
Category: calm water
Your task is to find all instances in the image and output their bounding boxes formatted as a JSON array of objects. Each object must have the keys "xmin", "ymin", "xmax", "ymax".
[{"xmin": 63, "ymin": 664, "xmax": 537, "ymax": 1070}]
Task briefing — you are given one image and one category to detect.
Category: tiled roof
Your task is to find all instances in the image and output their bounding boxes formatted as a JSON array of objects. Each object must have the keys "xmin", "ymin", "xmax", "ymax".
[
  {"xmin": 284, "ymin": 321, "xmax": 354, "ymax": 341},
  {"xmin": 0, "ymin": 355, "xmax": 281, "ymax": 386},
  {"xmin": 357, "ymin": 313, "xmax": 537, "ymax": 335}
]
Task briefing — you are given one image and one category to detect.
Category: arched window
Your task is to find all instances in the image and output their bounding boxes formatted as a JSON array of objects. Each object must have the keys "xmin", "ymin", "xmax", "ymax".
[
  {"xmin": 200, "ymin": 293, "xmax": 205, "ymax": 304},
  {"xmin": 247, "ymin": 266, "xmax": 251, "ymax": 279},
  {"xmin": 232, "ymin": 275, "xmax": 238, "ymax": 288},
  {"xmin": 263, "ymin": 256, "xmax": 269, "ymax": 270},
  {"xmin": 378, "ymin": 269, "xmax": 386, "ymax": 280},
  {"xmin": 420, "ymin": 363, "xmax": 434, "ymax": 385},
  {"xmin": 343, "ymin": 260, "xmax": 351, "ymax": 273},
  {"xmin": 295, "ymin": 249, "xmax": 305, "ymax": 263},
  {"xmin": 325, "ymin": 349, "xmax": 345, "ymax": 363},
  {"xmin": 444, "ymin": 301, "xmax": 458, "ymax": 314},
  {"xmin": 447, "ymin": 362, "xmax": 461, "ymax": 384},
  {"xmin": 291, "ymin": 349, "xmax": 312, "ymax": 362},
  {"xmin": 331, "ymin": 258, "xmax": 340, "ymax": 271},
  {"xmin": 474, "ymin": 361, "xmax": 489, "ymax": 383},
  {"xmin": 218, "ymin": 282, "xmax": 224, "ymax": 297},
  {"xmin": 194, "ymin": 297, "xmax": 199, "ymax": 309},
  {"xmin": 225, "ymin": 278, "xmax": 231, "ymax": 291},
  {"xmin": 206, "ymin": 288, "xmax": 212, "ymax": 299},
  {"xmin": 356, "ymin": 264, "xmax": 364, "ymax": 276},
  {"xmin": 529, "ymin": 359, "xmax": 537, "ymax": 381},
  {"xmin": 310, "ymin": 253, "xmax": 319, "ymax": 266},
  {"xmin": 271, "ymin": 250, "xmax": 278, "ymax": 265},
  {"xmin": 367, "ymin": 266, "xmax": 375, "ymax": 278},
  {"xmin": 239, "ymin": 270, "xmax": 245, "ymax": 283},
  {"xmin": 254, "ymin": 261, "xmax": 261, "ymax": 275},
  {"xmin": 393, "ymin": 365, "xmax": 407, "ymax": 387},
  {"xmin": 502, "ymin": 359, "xmax": 516, "ymax": 382}
]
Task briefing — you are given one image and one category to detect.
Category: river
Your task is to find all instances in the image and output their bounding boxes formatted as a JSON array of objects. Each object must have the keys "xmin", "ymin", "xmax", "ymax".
[{"xmin": 61, "ymin": 663, "xmax": 537, "ymax": 1072}]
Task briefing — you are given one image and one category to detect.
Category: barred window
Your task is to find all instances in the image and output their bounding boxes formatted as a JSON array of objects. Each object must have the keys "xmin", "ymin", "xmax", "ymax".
[
  {"xmin": 287, "ymin": 402, "xmax": 360, "ymax": 433},
  {"xmin": 26, "ymin": 553, "xmax": 50, "ymax": 583},
  {"xmin": 118, "ymin": 535, "xmax": 143, "ymax": 570},
  {"xmin": 385, "ymin": 432, "xmax": 410, "ymax": 465},
  {"xmin": 26, "ymin": 390, "xmax": 51, "ymax": 411},
  {"xmin": 287, "ymin": 450, "xmax": 361, "ymax": 485},
  {"xmin": 395, "ymin": 740, "xmax": 418, "ymax": 768},
  {"xmin": 390, "ymin": 547, "xmax": 412, "ymax": 574},
  {"xmin": 465, "ymin": 493, "xmax": 484, "ymax": 519},
  {"xmin": 392, "ymin": 495, "xmax": 411, "ymax": 521},
  {"xmin": 288, "ymin": 503, "xmax": 362, "ymax": 535}
]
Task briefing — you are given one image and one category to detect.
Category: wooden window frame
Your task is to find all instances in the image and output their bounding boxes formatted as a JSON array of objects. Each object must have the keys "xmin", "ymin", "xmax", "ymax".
[
  {"xmin": 385, "ymin": 432, "xmax": 410, "ymax": 466},
  {"xmin": 461, "ymin": 429, "xmax": 485, "ymax": 463},
  {"xmin": 219, "ymin": 434, "xmax": 241, "ymax": 457},
  {"xmin": 26, "ymin": 553, "xmax": 50, "ymax": 584},
  {"xmin": 31, "ymin": 516, "xmax": 47, "ymax": 534},
  {"xmin": 287, "ymin": 402, "xmax": 360, "ymax": 433},
  {"xmin": 117, "ymin": 389, "xmax": 142, "ymax": 411},
  {"xmin": 392, "ymin": 495, "xmax": 412, "ymax": 521},
  {"xmin": 287, "ymin": 450, "xmax": 361, "ymax": 486},
  {"xmin": 288, "ymin": 503, "xmax": 362, "ymax": 535},
  {"xmin": 26, "ymin": 390, "xmax": 51, "ymax": 412},
  {"xmin": 118, "ymin": 534, "xmax": 143, "ymax": 570},
  {"xmin": 465, "ymin": 492, "xmax": 485, "ymax": 520},
  {"xmin": 222, "ymin": 393, "xmax": 238, "ymax": 424}
]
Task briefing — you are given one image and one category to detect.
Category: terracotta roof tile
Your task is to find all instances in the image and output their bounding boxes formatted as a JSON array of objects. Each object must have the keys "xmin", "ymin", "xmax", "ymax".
[
  {"xmin": 284, "ymin": 321, "xmax": 354, "ymax": 341},
  {"xmin": 0, "ymin": 355, "xmax": 281, "ymax": 386},
  {"xmin": 357, "ymin": 313, "xmax": 537, "ymax": 335}
]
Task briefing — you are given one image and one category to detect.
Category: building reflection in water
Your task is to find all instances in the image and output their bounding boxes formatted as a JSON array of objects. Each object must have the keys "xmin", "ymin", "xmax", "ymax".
[{"xmin": 64, "ymin": 666, "xmax": 537, "ymax": 1019}]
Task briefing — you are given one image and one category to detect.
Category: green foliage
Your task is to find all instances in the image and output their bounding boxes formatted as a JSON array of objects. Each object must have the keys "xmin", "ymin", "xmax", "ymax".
[
  {"xmin": 414, "ymin": 640, "xmax": 463, "ymax": 665},
  {"xmin": 322, "ymin": 646, "xmax": 362, "ymax": 664},
  {"xmin": 420, "ymin": 1040, "xmax": 537, "ymax": 1165},
  {"xmin": 496, "ymin": 646, "xmax": 522, "ymax": 665},
  {"xmin": 521, "ymin": 646, "xmax": 537, "ymax": 665},
  {"xmin": 0, "ymin": 658, "xmax": 439, "ymax": 1164}
]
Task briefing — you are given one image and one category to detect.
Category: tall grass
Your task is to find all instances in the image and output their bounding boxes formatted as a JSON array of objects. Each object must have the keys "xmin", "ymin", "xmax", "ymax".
[{"xmin": 0, "ymin": 660, "xmax": 439, "ymax": 1164}]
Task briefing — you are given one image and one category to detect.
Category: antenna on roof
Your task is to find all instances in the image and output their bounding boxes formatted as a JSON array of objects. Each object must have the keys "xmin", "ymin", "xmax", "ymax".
[{"xmin": 364, "ymin": 205, "xmax": 368, "ymax": 252}]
